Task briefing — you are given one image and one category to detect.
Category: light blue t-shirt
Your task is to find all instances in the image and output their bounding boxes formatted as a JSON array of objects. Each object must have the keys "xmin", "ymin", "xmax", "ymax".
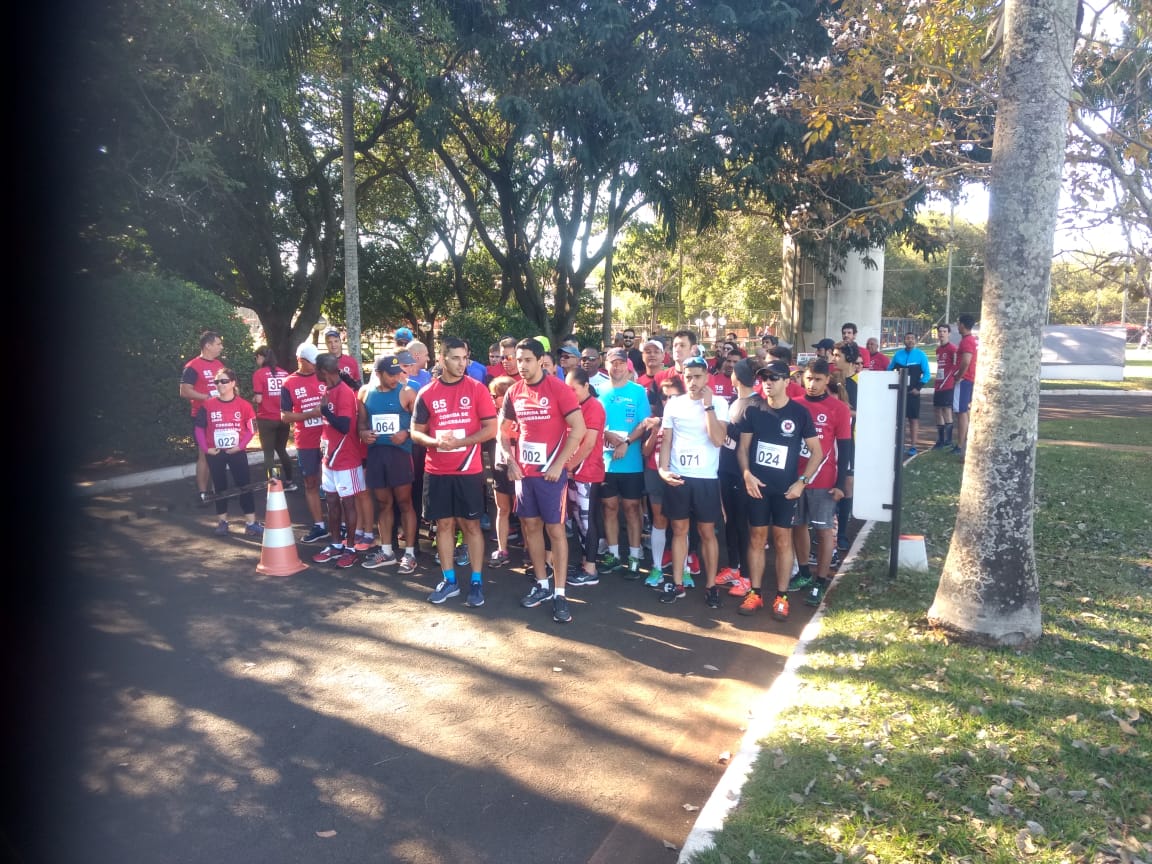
[{"xmin": 598, "ymin": 380, "xmax": 651, "ymax": 473}]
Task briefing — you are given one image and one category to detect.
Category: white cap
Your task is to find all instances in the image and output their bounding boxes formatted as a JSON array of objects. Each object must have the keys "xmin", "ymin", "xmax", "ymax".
[{"xmin": 296, "ymin": 342, "xmax": 319, "ymax": 364}]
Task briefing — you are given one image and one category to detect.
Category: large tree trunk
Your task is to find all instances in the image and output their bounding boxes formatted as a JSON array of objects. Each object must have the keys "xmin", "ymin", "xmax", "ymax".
[{"xmin": 928, "ymin": 0, "xmax": 1079, "ymax": 646}]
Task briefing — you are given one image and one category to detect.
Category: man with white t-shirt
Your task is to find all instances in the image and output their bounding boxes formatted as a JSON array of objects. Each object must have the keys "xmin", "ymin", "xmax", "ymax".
[{"xmin": 657, "ymin": 355, "xmax": 729, "ymax": 607}]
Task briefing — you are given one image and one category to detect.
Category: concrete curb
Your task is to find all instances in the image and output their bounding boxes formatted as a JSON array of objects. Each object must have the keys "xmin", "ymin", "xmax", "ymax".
[
  {"xmin": 677, "ymin": 520, "xmax": 879, "ymax": 862},
  {"xmin": 72, "ymin": 449, "xmax": 285, "ymax": 497}
]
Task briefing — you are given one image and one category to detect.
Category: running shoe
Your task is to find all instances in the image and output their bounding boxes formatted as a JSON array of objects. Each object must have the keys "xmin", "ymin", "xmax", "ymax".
[
  {"xmin": 354, "ymin": 535, "xmax": 375, "ymax": 553},
  {"xmin": 830, "ymin": 549, "xmax": 842, "ymax": 568},
  {"xmin": 521, "ymin": 583, "xmax": 554, "ymax": 608},
  {"xmin": 788, "ymin": 571, "xmax": 814, "ymax": 592},
  {"xmin": 727, "ymin": 576, "xmax": 752, "ymax": 597},
  {"xmin": 362, "ymin": 548, "xmax": 397, "ymax": 569},
  {"xmin": 214, "ymin": 519, "xmax": 229, "ymax": 536},
  {"xmin": 624, "ymin": 556, "xmax": 644, "ymax": 580},
  {"xmin": 568, "ymin": 570, "xmax": 600, "ymax": 587},
  {"xmin": 335, "ymin": 550, "xmax": 359, "ymax": 569},
  {"xmin": 552, "ymin": 595, "xmax": 572, "ymax": 623},
  {"xmin": 302, "ymin": 525, "xmax": 330, "ymax": 544},
  {"xmin": 644, "ymin": 569, "xmax": 665, "ymax": 588},
  {"xmin": 738, "ymin": 592, "xmax": 764, "ymax": 616},
  {"xmin": 312, "ymin": 545, "xmax": 341, "ymax": 564},
  {"xmin": 905, "ymin": 447, "xmax": 918, "ymax": 458},
  {"xmin": 282, "ymin": 481, "xmax": 298, "ymax": 492},
  {"xmin": 244, "ymin": 522, "xmax": 264, "ymax": 538},
  {"xmin": 715, "ymin": 567, "xmax": 741, "ymax": 586},
  {"xmin": 661, "ymin": 550, "xmax": 673, "ymax": 572},
  {"xmin": 705, "ymin": 586, "xmax": 722, "ymax": 609},
  {"xmin": 771, "ymin": 593, "xmax": 790, "ymax": 621},
  {"xmin": 455, "ymin": 545, "xmax": 470, "ymax": 566},
  {"xmin": 597, "ymin": 553, "xmax": 623, "ymax": 573},
  {"xmin": 686, "ymin": 552, "xmax": 702, "ymax": 576},
  {"xmin": 805, "ymin": 582, "xmax": 826, "ymax": 607},
  {"xmin": 466, "ymin": 583, "xmax": 485, "ymax": 607},
  {"xmin": 659, "ymin": 582, "xmax": 687, "ymax": 604},
  {"xmin": 488, "ymin": 549, "xmax": 510, "ymax": 568},
  {"xmin": 428, "ymin": 580, "xmax": 460, "ymax": 604},
  {"xmin": 397, "ymin": 554, "xmax": 418, "ymax": 575},
  {"xmin": 682, "ymin": 570, "xmax": 696, "ymax": 589}
]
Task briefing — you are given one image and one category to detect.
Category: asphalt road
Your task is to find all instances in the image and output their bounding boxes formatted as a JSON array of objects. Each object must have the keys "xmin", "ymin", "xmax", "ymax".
[
  {"xmin": 9, "ymin": 390, "xmax": 1147, "ymax": 864},
  {"xmin": 17, "ymin": 478, "xmax": 825, "ymax": 864}
]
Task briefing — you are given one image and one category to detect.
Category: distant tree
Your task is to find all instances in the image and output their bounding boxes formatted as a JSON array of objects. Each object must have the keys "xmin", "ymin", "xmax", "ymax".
[{"xmin": 883, "ymin": 216, "xmax": 987, "ymax": 321}]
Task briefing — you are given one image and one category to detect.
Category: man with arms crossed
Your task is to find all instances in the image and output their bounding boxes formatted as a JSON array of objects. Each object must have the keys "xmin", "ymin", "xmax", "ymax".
[
  {"xmin": 736, "ymin": 360, "xmax": 821, "ymax": 621},
  {"xmin": 657, "ymin": 355, "xmax": 729, "ymax": 607},
  {"xmin": 281, "ymin": 343, "xmax": 330, "ymax": 544},
  {"xmin": 311, "ymin": 353, "xmax": 366, "ymax": 568},
  {"xmin": 180, "ymin": 330, "xmax": 225, "ymax": 500},
  {"xmin": 500, "ymin": 339, "xmax": 587, "ymax": 624},
  {"xmin": 410, "ymin": 338, "xmax": 498, "ymax": 607}
]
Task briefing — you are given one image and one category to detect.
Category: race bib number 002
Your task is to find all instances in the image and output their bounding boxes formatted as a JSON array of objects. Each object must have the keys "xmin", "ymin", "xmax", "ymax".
[
  {"xmin": 520, "ymin": 440, "xmax": 547, "ymax": 466},
  {"xmin": 755, "ymin": 440, "xmax": 787, "ymax": 470}
]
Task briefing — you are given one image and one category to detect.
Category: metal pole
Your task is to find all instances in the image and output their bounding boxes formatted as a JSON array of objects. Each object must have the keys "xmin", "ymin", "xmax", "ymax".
[{"xmin": 888, "ymin": 367, "xmax": 908, "ymax": 580}]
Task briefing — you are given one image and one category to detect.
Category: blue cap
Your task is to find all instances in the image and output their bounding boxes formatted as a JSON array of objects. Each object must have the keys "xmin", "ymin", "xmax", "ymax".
[{"xmin": 395, "ymin": 327, "xmax": 414, "ymax": 342}]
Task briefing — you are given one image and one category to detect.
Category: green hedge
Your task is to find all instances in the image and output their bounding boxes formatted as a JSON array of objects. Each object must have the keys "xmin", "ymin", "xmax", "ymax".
[{"xmin": 81, "ymin": 272, "xmax": 254, "ymax": 470}]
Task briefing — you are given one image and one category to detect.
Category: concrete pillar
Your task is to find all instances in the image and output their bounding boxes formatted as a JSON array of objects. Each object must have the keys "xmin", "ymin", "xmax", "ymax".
[{"xmin": 781, "ymin": 236, "xmax": 885, "ymax": 350}]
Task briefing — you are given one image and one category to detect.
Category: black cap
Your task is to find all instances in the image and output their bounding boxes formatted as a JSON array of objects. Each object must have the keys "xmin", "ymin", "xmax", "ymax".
[{"xmin": 812, "ymin": 338, "xmax": 836, "ymax": 351}]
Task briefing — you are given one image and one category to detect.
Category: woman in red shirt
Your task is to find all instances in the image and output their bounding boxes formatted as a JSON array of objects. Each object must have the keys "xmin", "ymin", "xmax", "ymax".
[
  {"xmin": 565, "ymin": 368, "xmax": 607, "ymax": 585},
  {"xmin": 195, "ymin": 367, "xmax": 263, "ymax": 537},
  {"xmin": 252, "ymin": 346, "xmax": 295, "ymax": 490}
]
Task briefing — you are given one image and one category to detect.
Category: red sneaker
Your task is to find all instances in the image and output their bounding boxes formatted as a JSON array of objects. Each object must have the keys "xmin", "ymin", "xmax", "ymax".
[
  {"xmin": 715, "ymin": 567, "xmax": 741, "ymax": 586},
  {"xmin": 771, "ymin": 594, "xmax": 790, "ymax": 621},
  {"xmin": 686, "ymin": 552, "xmax": 701, "ymax": 575},
  {"xmin": 738, "ymin": 592, "xmax": 764, "ymax": 615},
  {"xmin": 727, "ymin": 576, "xmax": 752, "ymax": 597}
]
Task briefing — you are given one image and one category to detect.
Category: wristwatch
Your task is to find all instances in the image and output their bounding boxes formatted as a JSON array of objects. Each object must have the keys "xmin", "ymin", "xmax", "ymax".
[
  {"xmin": 800, "ymin": 474, "xmax": 811, "ymax": 485},
  {"xmin": 704, "ymin": 405, "xmax": 715, "ymax": 412}
]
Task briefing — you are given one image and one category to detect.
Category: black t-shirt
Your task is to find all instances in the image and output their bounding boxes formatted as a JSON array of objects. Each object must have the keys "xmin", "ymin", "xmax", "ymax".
[{"xmin": 736, "ymin": 399, "xmax": 818, "ymax": 495}]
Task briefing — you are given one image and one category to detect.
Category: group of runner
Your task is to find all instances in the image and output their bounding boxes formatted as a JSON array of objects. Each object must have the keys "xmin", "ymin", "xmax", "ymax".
[{"xmin": 183, "ymin": 318, "xmax": 977, "ymax": 626}]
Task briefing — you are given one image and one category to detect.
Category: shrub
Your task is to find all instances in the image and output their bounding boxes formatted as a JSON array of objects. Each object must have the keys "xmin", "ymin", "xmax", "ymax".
[
  {"xmin": 80, "ymin": 272, "xmax": 254, "ymax": 470},
  {"xmin": 438, "ymin": 305, "xmax": 539, "ymax": 356}
]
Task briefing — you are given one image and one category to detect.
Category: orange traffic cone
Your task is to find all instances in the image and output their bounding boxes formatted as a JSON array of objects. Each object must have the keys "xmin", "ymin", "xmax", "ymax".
[{"xmin": 256, "ymin": 477, "xmax": 307, "ymax": 576}]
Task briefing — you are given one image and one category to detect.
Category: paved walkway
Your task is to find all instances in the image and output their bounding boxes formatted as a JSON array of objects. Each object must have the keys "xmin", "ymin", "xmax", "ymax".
[{"xmin": 14, "ymin": 389, "xmax": 1147, "ymax": 864}]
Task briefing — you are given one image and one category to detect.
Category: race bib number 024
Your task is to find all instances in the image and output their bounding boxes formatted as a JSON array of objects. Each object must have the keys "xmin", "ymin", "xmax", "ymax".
[{"xmin": 755, "ymin": 440, "xmax": 787, "ymax": 470}]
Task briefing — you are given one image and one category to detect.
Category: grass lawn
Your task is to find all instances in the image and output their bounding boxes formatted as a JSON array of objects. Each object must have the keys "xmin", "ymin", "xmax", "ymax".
[
  {"xmin": 1039, "ymin": 417, "xmax": 1152, "ymax": 446},
  {"xmin": 690, "ymin": 446, "xmax": 1152, "ymax": 864},
  {"xmin": 1041, "ymin": 378, "xmax": 1152, "ymax": 391}
]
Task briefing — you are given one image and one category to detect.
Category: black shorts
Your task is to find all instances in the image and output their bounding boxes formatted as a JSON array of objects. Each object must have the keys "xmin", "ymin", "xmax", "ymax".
[
  {"xmin": 933, "ymin": 387, "xmax": 954, "ymax": 408},
  {"xmin": 365, "ymin": 446, "xmax": 414, "ymax": 489},
  {"xmin": 423, "ymin": 473, "xmax": 486, "ymax": 522},
  {"xmin": 663, "ymin": 476, "xmax": 722, "ymax": 522},
  {"xmin": 492, "ymin": 463, "xmax": 514, "ymax": 496},
  {"xmin": 602, "ymin": 470, "xmax": 645, "ymax": 500},
  {"xmin": 905, "ymin": 391, "xmax": 922, "ymax": 419},
  {"xmin": 297, "ymin": 448, "xmax": 322, "ymax": 478},
  {"xmin": 747, "ymin": 492, "xmax": 798, "ymax": 528}
]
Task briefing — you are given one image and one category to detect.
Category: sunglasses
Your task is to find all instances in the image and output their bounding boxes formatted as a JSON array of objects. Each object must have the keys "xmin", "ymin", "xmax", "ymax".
[
  {"xmin": 757, "ymin": 373, "xmax": 784, "ymax": 383},
  {"xmin": 581, "ymin": 356, "xmax": 599, "ymax": 362},
  {"xmin": 683, "ymin": 358, "xmax": 708, "ymax": 369},
  {"xmin": 214, "ymin": 378, "xmax": 234, "ymax": 385}
]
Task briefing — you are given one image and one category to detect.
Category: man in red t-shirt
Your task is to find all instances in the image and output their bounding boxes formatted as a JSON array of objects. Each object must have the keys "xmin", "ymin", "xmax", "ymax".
[
  {"xmin": 309, "ymin": 353, "xmax": 366, "ymax": 569},
  {"xmin": 790, "ymin": 358, "xmax": 854, "ymax": 607},
  {"xmin": 865, "ymin": 337, "xmax": 889, "ymax": 371},
  {"xmin": 180, "ymin": 330, "xmax": 225, "ymax": 499},
  {"xmin": 324, "ymin": 329, "xmax": 363, "ymax": 389},
  {"xmin": 932, "ymin": 325, "xmax": 959, "ymax": 449},
  {"xmin": 500, "ymin": 338, "xmax": 587, "ymax": 624},
  {"xmin": 281, "ymin": 343, "xmax": 329, "ymax": 543},
  {"xmin": 485, "ymin": 336, "xmax": 521, "ymax": 383},
  {"xmin": 953, "ymin": 314, "xmax": 979, "ymax": 456},
  {"xmin": 411, "ymin": 337, "xmax": 498, "ymax": 608},
  {"xmin": 840, "ymin": 323, "xmax": 871, "ymax": 369}
]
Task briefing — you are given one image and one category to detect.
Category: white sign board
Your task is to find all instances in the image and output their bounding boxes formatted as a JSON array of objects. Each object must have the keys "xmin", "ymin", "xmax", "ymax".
[{"xmin": 853, "ymin": 370, "xmax": 899, "ymax": 522}]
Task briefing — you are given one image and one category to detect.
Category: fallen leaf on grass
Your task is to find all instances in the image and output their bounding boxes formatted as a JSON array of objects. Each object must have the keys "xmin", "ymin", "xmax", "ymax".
[
  {"xmin": 1015, "ymin": 829, "xmax": 1038, "ymax": 854},
  {"xmin": 703, "ymin": 664, "xmax": 720, "ymax": 672},
  {"xmin": 873, "ymin": 776, "xmax": 891, "ymax": 788},
  {"xmin": 1095, "ymin": 776, "xmax": 1114, "ymax": 789},
  {"xmin": 315, "ymin": 830, "xmax": 337, "ymax": 838},
  {"xmin": 682, "ymin": 803, "xmax": 700, "ymax": 812},
  {"xmin": 1025, "ymin": 821, "xmax": 1046, "ymax": 836},
  {"xmin": 1118, "ymin": 719, "xmax": 1139, "ymax": 735},
  {"xmin": 789, "ymin": 792, "xmax": 806, "ymax": 804},
  {"xmin": 1125, "ymin": 707, "xmax": 1140, "ymax": 722}
]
